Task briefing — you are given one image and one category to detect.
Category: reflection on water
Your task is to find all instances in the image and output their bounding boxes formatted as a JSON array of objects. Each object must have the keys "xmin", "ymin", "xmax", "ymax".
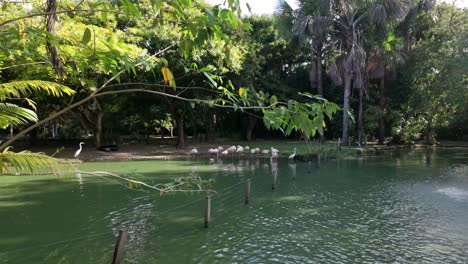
[
  {"xmin": 0, "ymin": 149, "xmax": 468, "ymax": 263},
  {"xmin": 270, "ymin": 159, "xmax": 278, "ymax": 190},
  {"xmin": 288, "ymin": 162, "xmax": 297, "ymax": 179}
]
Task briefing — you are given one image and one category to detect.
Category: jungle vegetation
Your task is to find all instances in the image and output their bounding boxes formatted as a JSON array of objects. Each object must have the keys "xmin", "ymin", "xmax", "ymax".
[{"xmin": 0, "ymin": 0, "xmax": 466, "ymax": 173}]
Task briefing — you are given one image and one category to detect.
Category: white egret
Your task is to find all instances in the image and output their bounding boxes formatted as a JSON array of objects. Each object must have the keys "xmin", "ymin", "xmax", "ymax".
[
  {"xmin": 261, "ymin": 149, "xmax": 269, "ymax": 154},
  {"xmin": 271, "ymin": 147, "xmax": 279, "ymax": 153},
  {"xmin": 270, "ymin": 151, "xmax": 278, "ymax": 160},
  {"xmin": 210, "ymin": 148, "xmax": 219, "ymax": 158},
  {"xmin": 74, "ymin": 142, "xmax": 85, "ymax": 158},
  {"xmin": 217, "ymin": 146, "xmax": 224, "ymax": 150},
  {"xmin": 288, "ymin": 147, "xmax": 297, "ymax": 160},
  {"xmin": 244, "ymin": 146, "xmax": 250, "ymax": 150},
  {"xmin": 236, "ymin": 146, "xmax": 244, "ymax": 153},
  {"xmin": 189, "ymin": 148, "xmax": 198, "ymax": 154},
  {"xmin": 227, "ymin": 145, "xmax": 236, "ymax": 152},
  {"xmin": 250, "ymin": 149, "xmax": 256, "ymax": 154},
  {"xmin": 221, "ymin": 150, "xmax": 229, "ymax": 155}
]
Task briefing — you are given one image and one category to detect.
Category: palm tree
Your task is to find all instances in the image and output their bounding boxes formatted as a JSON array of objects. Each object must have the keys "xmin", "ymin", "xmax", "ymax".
[
  {"xmin": 367, "ymin": 34, "xmax": 405, "ymax": 145},
  {"xmin": 366, "ymin": 0, "xmax": 431, "ymax": 145},
  {"xmin": 327, "ymin": 0, "xmax": 410, "ymax": 146},
  {"xmin": 294, "ymin": 0, "xmax": 333, "ymax": 97}
]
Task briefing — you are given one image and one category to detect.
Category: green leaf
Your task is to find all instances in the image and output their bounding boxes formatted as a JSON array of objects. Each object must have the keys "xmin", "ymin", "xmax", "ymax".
[
  {"xmin": 0, "ymin": 103, "xmax": 37, "ymax": 129},
  {"xmin": 0, "ymin": 149, "xmax": 75, "ymax": 176},
  {"xmin": 100, "ymin": 10, "xmax": 108, "ymax": 22},
  {"xmin": 239, "ymin": 87, "xmax": 246, "ymax": 97},
  {"xmin": 269, "ymin": 95, "xmax": 278, "ymax": 105},
  {"xmin": 203, "ymin": 72, "xmax": 218, "ymax": 87},
  {"xmin": 119, "ymin": 0, "xmax": 142, "ymax": 17},
  {"xmin": 82, "ymin": 28, "xmax": 92, "ymax": 45},
  {"xmin": 0, "ymin": 81, "xmax": 75, "ymax": 101}
]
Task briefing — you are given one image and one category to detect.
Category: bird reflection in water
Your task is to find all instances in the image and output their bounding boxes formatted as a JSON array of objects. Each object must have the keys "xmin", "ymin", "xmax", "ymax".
[
  {"xmin": 289, "ymin": 162, "xmax": 297, "ymax": 180},
  {"xmin": 270, "ymin": 158, "xmax": 278, "ymax": 190}
]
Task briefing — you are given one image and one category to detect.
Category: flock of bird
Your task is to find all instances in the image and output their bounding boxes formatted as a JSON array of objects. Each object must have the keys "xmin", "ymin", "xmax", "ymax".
[
  {"xmin": 73, "ymin": 141, "xmax": 297, "ymax": 161},
  {"xmin": 190, "ymin": 145, "xmax": 297, "ymax": 160}
]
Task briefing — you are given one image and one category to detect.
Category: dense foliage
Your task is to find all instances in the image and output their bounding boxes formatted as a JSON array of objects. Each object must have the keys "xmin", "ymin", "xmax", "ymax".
[{"xmin": 0, "ymin": 0, "xmax": 466, "ymax": 173}]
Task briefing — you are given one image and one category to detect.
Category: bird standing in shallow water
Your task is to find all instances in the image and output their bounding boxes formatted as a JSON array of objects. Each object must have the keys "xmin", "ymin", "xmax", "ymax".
[
  {"xmin": 288, "ymin": 147, "xmax": 297, "ymax": 160},
  {"xmin": 271, "ymin": 151, "xmax": 278, "ymax": 160},
  {"xmin": 74, "ymin": 142, "xmax": 85, "ymax": 158}
]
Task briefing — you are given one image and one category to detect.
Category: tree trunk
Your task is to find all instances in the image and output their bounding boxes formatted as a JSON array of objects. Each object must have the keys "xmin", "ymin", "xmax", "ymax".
[
  {"xmin": 378, "ymin": 77, "xmax": 385, "ymax": 145},
  {"xmin": 176, "ymin": 113, "xmax": 185, "ymax": 148},
  {"xmin": 246, "ymin": 115, "xmax": 257, "ymax": 141},
  {"xmin": 95, "ymin": 112, "xmax": 103, "ymax": 147},
  {"xmin": 425, "ymin": 115, "xmax": 436, "ymax": 145},
  {"xmin": 317, "ymin": 52, "xmax": 323, "ymax": 96},
  {"xmin": 317, "ymin": 54, "xmax": 325, "ymax": 143},
  {"xmin": 45, "ymin": 0, "xmax": 63, "ymax": 76},
  {"xmin": 358, "ymin": 87, "xmax": 364, "ymax": 147},
  {"xmin": 342, "ymin": 74, "xmax": 352, "ymax": 146}
]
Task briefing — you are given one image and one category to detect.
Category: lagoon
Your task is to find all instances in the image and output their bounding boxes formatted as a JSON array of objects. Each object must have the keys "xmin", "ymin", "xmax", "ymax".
[{"xmin": 1, "ymin": 149, "xmax": 467, "ymax": 263}]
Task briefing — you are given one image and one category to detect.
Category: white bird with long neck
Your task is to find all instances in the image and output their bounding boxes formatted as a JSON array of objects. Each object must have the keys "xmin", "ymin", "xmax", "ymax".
[
  {"xmin": 271, "ymin": 147, "xmax": 279, "ymax": 154},
  {"xmin": 189, "ymin": 148, "xmax": 198, "ymax": 154},
  {"xmin": 270, "ymin": 151, "xmax": 278, "ymax": 160},
  {"xmin": 210, "ymin": 148, "xmax": 219, "ymax": 158},
  {"xmin": 74, "ymin": 142, "xmax": 85, "ymax": 158},
  {"xmin": 288, "ymin": 147, "xmax": 297, "ymax": 160},
  {"xmin": 227, "ymin": 145, "xmax": 236, "ymax": 152}
]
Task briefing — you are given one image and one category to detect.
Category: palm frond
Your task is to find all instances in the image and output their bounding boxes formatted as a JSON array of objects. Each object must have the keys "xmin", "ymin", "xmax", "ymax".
[
  {"xmin": 0, "ymin": 103, "xmax": 38, "ymax": 129},
  {"xmin": 0, "ymin": 149, "xmax": 76, "ymax": 175},
  {"xmin": 370, "ymin": 0, "xmax": 411, "ymax": 26},
  {"xmin": 0, "ymin": 80, "xmax": 75, "ymax": 101}
]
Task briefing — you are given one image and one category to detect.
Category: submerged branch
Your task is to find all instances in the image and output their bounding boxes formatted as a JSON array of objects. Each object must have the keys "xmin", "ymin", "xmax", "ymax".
[{"xmin": 79, "ymin": 170, "xmax": 216, "ymax": 194}]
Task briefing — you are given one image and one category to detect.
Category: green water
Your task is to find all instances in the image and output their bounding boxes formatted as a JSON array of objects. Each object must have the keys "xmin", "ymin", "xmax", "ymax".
[{"xmin": 1, "ymin": 149, "xmax": 468, "ymax": 263}]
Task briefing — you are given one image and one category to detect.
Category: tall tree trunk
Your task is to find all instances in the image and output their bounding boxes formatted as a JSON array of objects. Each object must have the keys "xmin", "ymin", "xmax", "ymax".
[
  {"xmin": 378, "ymin": 77, "xmax": 385, "ymax": 145},
  {"xmin": 246, "ymin": 115, "xmax": 257, "ymax": 142},
  {"xmin": 317, "ymin": 52, "xmax": 323, "ymax": 96},
  {"xmin": 176, "ymin": 112, "xmax": 185, "ymax": 148},
  {"xmin": 358, "ymin": 87, "xmax": 364, "ymax": 147},
  {"xmin": 425, "ymin": 114, "xmax": 435, "ymax": 145},
  {"xmin": 342, "ymin": 74, "xmax": 352, "ymax": 146},
  {"xmin": 95, "ymin": 112, "xmax": 103, "ymax": 147},
  {"xmin": 45, "ymin": 0, "xmax": 63, "ymax": 76},
  {"xmin": 317, "ymin": 53, "xmax": 325, "ymax": 143}
]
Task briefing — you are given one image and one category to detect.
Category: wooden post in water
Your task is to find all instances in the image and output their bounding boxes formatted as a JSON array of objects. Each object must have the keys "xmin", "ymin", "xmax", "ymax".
[
  {"xmin": 204, "ymin": 195, "xmax": 211, "ymax": 228},
  {"xmin": 245, "ymin": 179, "xmax": 251, "ymax": 204},
  {"xmin": 112, "ymin": 229, "xmax": 128, "ymax": 264}
]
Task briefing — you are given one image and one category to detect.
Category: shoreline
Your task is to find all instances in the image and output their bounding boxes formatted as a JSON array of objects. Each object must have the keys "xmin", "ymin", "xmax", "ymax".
[{"xmin": 47, "ymin": 141, "xmax": 468, "ymax": 162}]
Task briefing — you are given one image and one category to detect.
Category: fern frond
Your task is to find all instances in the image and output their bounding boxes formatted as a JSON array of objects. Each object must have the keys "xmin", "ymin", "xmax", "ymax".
[
  {"xmin": 0, "ymin": 103, "xmax": 38, "ymax": 129},
  {"xmin": 0, "ymin": 80, "xmax": 75, "ymax": 101},
  {"xmin": 0, "ymin": 149, "xmax": 76, "ymax": 175}
]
